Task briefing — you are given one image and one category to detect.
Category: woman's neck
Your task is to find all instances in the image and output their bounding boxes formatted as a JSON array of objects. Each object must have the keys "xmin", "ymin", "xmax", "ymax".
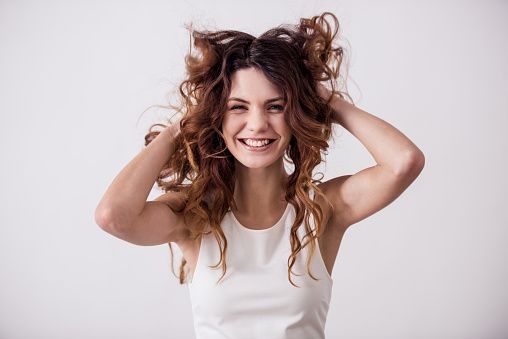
[{"xmin": 232, "ymin": 158, "xmax": 288, "ymax": 217}]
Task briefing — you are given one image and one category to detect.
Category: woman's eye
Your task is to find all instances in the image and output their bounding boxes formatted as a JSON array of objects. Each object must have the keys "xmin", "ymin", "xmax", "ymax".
[
  {"xmin": 268, "ymin": 104, "xmax": 285, "ymax": 111},
  {"xmin": 230, "ymin": 105, "xmax": 247, "ymax": 111}
]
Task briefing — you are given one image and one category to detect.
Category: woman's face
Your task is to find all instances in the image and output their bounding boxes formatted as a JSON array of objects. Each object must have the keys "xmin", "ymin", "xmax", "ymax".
[{"xmin": 222, "ymin": 68, "xmax": 292, "ymax": 170}]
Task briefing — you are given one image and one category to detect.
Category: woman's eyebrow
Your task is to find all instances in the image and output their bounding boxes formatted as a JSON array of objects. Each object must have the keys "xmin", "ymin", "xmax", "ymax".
[
  {"xmin": 265, "ymin": 97, "xmax": 285, "ymax": 104},
  {"xmin": 228, "ymin": 97, "xmax": 249, "ymax": 104}
]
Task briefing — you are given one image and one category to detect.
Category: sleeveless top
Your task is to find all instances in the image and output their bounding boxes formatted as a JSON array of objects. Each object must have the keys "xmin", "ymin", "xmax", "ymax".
[{"xmin": 187, "ymin": 197, "xmax": 333, "ymax": 339}]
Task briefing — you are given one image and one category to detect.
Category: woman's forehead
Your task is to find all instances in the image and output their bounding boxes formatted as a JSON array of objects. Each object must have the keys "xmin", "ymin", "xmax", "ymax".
[{"xmin": 229, "ymin": 68, "xmax": 283, "ymax": 99}]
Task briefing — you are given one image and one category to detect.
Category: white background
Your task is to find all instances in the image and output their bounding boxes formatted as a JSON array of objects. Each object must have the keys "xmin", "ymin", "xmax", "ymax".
[{"xmin": 1, "ymin": 0, "xmax": 507, "ymax": 338}]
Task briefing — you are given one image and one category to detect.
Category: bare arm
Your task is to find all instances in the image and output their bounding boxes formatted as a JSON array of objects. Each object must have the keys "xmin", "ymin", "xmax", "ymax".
[
  {"xmin": 318, "ymin": 89, "xmax": 425, "ymax": 228},
  {"xmin": 94, "ymin": 121, "xmax": 186, "ymax": 246}
]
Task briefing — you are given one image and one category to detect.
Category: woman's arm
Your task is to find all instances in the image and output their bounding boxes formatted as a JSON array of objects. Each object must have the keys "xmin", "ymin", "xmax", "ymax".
[
  {"xmin": 94, "ymin": 121, "xmax": 186, "ymax": 246},
  {"xmin": 319, "ymin": 88, "xmax": 425, "ymax": 228}
]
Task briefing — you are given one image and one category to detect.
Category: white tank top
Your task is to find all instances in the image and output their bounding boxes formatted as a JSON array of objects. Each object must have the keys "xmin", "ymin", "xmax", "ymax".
[{"xmin": 188, "ymin": 197, "xmax": 333, "ymax": 339}]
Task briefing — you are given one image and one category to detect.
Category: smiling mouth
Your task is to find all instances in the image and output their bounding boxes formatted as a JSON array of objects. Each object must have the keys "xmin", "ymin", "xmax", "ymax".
[{"xmin": 239, "ymin": 139, "xmax": 276, "ymax": 147}]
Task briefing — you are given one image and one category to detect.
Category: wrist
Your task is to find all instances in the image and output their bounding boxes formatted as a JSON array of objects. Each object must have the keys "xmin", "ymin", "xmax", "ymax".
[
  {"xmin": 316, "ymin": 83, "xmax": 331, "ymax": 101},
  {"xmin": 164, "ymin": 118, "xmax": 181, "ymax": 139}
]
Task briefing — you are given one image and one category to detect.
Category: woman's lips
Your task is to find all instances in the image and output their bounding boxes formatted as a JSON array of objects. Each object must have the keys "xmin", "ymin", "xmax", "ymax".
[{"xmin": 238, "ymin": 138, "xmax": 276, "ymax": 151}]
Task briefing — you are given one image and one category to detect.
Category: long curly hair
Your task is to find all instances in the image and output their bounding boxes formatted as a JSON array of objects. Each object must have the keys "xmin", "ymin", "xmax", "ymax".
[{"xmin": 145, "ymin": 12, "xmax": 351, "ymax": 286}]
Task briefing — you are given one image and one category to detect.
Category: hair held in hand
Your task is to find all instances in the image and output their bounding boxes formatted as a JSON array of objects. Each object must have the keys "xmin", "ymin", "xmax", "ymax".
[{"xmin": 145, "ymin": 12, "xmax": 351, "ymax": 285}]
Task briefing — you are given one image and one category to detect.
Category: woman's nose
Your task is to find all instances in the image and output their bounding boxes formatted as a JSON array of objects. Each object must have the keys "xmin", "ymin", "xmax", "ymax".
[{"xmin": 247, "ymin": 108, "xmax": 268, "ymax": 132}]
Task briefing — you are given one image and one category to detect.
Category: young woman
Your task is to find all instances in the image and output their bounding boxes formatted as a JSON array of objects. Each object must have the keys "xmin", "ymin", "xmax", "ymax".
[{"xmin": 95, "ymin": 13, "xmax": 424, "ymax": 339}]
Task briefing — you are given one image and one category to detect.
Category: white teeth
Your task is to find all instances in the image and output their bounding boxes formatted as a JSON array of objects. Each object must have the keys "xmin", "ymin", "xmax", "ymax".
[{"xmin": 244, "ymin": 139, "xmax": 270, "ymax": 147}]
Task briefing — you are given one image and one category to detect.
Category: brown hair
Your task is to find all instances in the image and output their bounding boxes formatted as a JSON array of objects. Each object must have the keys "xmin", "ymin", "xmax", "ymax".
[{"xmin": 145, "ymin": 12, "xmax": 351, "ymax": 285}]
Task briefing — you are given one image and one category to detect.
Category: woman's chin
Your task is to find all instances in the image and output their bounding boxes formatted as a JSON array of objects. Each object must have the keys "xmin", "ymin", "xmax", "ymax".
[{"xmin": 234, "ymin": 155, "xmax": 285, "ymax": 171}]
